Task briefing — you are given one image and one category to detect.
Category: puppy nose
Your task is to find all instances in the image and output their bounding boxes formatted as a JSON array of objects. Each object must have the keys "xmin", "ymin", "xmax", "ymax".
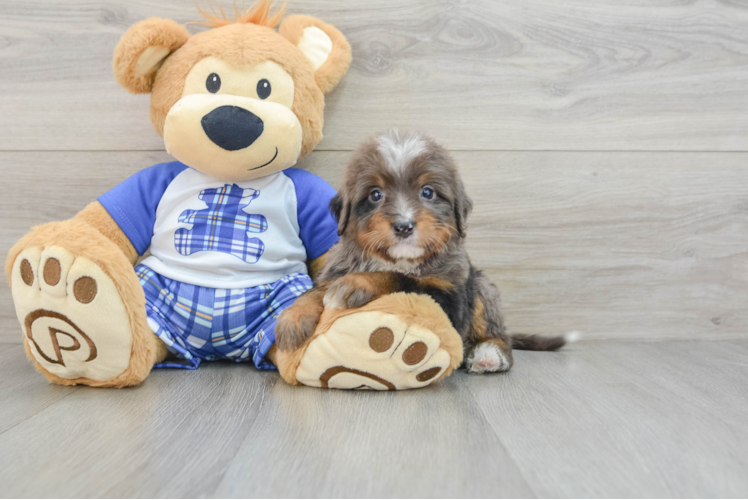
[
  {"xmin": 392, "ymin": 220, "xmax": 415, "ymax": 237},
  {"xmin": 201, "ymin": 105, "xmax": 264, "ymax": 151}
]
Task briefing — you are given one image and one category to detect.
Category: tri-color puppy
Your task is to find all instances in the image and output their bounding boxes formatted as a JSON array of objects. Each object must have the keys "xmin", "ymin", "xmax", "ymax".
[{"xmin": 276, "ymin": 130, "xmax": 576, "ymax": 373}]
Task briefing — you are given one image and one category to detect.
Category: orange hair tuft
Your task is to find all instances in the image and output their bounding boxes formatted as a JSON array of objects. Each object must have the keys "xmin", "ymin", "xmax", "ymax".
[{"xmin": 194, "ymin": 0, "xmax": 287, "ymax": 29}]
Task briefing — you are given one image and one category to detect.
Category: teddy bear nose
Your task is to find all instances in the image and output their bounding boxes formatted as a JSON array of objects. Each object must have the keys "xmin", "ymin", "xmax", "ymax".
[{"xmin": 201, "ymin": 105, "xmax": 264, "ymax": 151}]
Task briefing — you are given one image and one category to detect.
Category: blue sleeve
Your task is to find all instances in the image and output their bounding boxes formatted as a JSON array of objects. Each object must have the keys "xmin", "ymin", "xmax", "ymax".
[
  {"xmin": 98, "ymin": 161, "xmax": 188, "ymax": 255},
  {"xmin": 283, "ymin": 168, "xmax": 340, "ymax": 260}
]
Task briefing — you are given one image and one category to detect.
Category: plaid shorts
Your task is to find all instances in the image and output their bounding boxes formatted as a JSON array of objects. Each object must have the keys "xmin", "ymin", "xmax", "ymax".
[{"xmin": 135, "ymin": 264, "xmax": 313, "ymax": 370}]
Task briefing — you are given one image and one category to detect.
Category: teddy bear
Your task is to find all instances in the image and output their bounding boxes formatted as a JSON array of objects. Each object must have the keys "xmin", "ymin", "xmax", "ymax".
[{"xmin": 6, "ymin": 1, "xmax": 464, "ymax": 390}]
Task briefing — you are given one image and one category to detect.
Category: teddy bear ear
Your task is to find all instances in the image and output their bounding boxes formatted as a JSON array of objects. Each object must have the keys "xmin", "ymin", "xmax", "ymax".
[
  {"xmin": 279, "ymin": 15, "xmax": 352, "ymax": 94},
  {"xmin": 113, "ymin": 18, "xmax": 190, "ymax": 94}
]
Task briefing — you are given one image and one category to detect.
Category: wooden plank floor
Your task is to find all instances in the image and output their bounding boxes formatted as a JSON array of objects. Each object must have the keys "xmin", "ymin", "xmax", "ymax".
[
  {"xmin": 1, "ymin": 0, "xmax": 748, "ymax": 497},
  {"xmin": 0, "ymin": 340, "xmax": 746, "ymax": 498}
]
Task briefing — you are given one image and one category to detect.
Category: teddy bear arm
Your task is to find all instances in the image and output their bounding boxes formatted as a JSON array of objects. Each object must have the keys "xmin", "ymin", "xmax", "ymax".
[
  {"xmin": 6, "ymin": 201, "xmax": 162, "ymax": 387},
  {"xmin": 74, "ymin": 201, "xmax": 139, "ymax": 265}
]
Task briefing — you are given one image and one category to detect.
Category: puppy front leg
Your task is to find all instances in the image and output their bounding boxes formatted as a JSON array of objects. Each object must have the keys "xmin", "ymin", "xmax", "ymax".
[
  {"xmin": 275, "ymin": 287, "xmax": 327, "ymax": 351},
  {"xmin": 323, "ymin": 272, "xmax": 399, "ymax": 310},
  {"xmin": 465, "ymin": 272, "xmax": 514, "ymax": 374}
]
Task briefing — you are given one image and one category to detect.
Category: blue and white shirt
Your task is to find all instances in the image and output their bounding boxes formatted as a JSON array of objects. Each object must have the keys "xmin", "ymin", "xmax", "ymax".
[{"xmin": 99, "ymin": 162, "xmax": 339, "ymax": 289}]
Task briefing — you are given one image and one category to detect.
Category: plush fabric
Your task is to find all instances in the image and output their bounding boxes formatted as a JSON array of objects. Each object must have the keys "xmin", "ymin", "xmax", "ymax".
[
  {"xmin": 162, "ymin": 92, "xmax": 304, "ymax": 179},
  {"xmin": 279, "ymin": 15, "xmax": 352, "ymax": 94},
  {"xmin": 7, "ymin": 217, "xmax": 162, "ymax": 387},
  {"xmin": 13, "ymin": 246, "xmax": 134, "ymax": 381},
  {"xmin": 74, "ymin": 201, "xmax": 140, "ymax": 264},
  {"xmin": 5, "ymin": 2, "xmax": 462, "ymax": 391},
  {"xmin": 296, "ymin": 27, "xmax": 333, "ymax": 71},
  {"xmin": 113, "ymin": 18, "xmax": 190, "ymax": 94},
  {"xmin": 274, "ymin": 293, "xmax": 464, "ymax": 389},
  {"xmin": 113, "ymin": 6, "xmax": 351, "ymax": 158},
  {"xmin": 148, "ymin": 22, "xmax": 326, "ymax": 157}
]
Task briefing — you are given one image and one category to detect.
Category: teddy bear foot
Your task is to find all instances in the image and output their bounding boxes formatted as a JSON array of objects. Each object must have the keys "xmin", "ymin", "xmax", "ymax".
[
  {"xmin": 8, "ymin": 220, "xmax": 164, "ymax": 387},
  {"xmin": 12, "ymin": 245, "xmax": 133, "ymax": 383},
  {"xmin": 275, "ymin": 293, "xmax": 464, "ymax": 390},
  {"xmin": 301, "ymin": 313, "xmax": 453, "ymax": 390}
]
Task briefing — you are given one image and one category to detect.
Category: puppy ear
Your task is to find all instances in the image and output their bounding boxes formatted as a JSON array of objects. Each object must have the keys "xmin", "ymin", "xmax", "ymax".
[
  {"xmin": 113, "ymin": 18, "xmax": 190, "ymax": 94},
  {"xmin": 453, "ymin": 178, "xmax": 473, "ymax": 238},
  {"xmin": 330, "ymin": 192, "xmax": 351, "ymax": 236},
  {"xmin": 279, "ymin": 15, "xmax": 352, "ymax": 94}
]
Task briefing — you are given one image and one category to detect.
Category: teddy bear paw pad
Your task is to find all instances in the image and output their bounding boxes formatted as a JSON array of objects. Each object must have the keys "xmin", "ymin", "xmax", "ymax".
[
  {"xmin": 11, "ymin": 246, "xmax": 133, "ymax": 381},
  {"xmin": 295, "ymin": 312, "xmax": 452, "ymax": 390}
]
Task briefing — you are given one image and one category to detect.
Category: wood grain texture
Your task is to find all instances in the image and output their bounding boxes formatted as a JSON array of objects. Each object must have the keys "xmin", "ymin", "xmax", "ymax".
[
  {"xmin": 0, "ymin": 344, "xmax": 81, "ymax": 434},
  {"xmin": 2, "ymin": 151, "xmax": 746, "ymax": 343},
  {"xmin": 0, "ymin": 362, "xmax": 279, "ymax": 498},
  {"xmin": 0, "ymin": 150, "xmax": 175, "ymax": 343},
  {"xmin": 1, "ymin": 340, "xmax": 747, "ymax": 497},
  {"xmin": 2, "ymin": 0, "xmax": 748, "ymax": 151},
  {"xmin": 215, "ymin": 378, "xmax": 534, "ymax": 498},
  {"xmin": 1, "ymin": 1, "xmax": 746, "ymax": 498},
  {"xmin": 465, "ymin": 340, "xmax": 748, "ymax": 498}
]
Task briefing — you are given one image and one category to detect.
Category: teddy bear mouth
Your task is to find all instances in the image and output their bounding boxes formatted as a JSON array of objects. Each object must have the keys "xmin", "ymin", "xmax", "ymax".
[{"xmin": 249, "ymin": 147, "xmax": 279, "ymax": 170}]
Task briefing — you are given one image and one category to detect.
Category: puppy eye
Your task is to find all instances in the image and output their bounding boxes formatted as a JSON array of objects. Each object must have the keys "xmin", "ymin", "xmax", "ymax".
[
  {"xmin": 421, "ymin": 186, "xmax": 435, "ymax": 200},
  {"xmin": 206, "ymin": 73, "xmax": 221, "ymax": 93},
  {"xmin": 257, "ymin": 79, "xmax": 271, "ymax": 99},
  {"xmin": 369, "ymin": 188, "xmax": 383, "ymax": 203}
]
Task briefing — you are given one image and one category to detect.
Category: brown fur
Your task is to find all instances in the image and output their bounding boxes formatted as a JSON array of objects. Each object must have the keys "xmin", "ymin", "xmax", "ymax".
[
  {"xmin": 112, "ymin": 18, "xmax": 191, "ymax": 94},
  {"xmin": 277, "ymin": 268, "xmax": 455, "ymax": 352},
  {"xmin": 307, "ymin": 253, "xmax": 327, "ymax": 280},
  {"xmin": 6, "ymin": 2, "xmax": 350, "ymax": 387},
  {"xmin": 276, "ymin": 131, "xmax": 570, "ymax": 373},
  {"xmin": 149, "ymin": 22, "xmax": 323, "ymax": 156},
  {"xmin": 469, "ymin": 297, "xmax": 488, "ymax": 340},
  {"xmin": 194, "ymin": 0, "xmax": 286, "ymax": 28},
  {"xmin": 418, "ymin": 276, "xmax": 456, "ymax": 292},
  {"xmin": 411, "ymin": 209, "xmax": 454, "ymax": 262},
  {"xmin": 7, "ymin": 218, "xmax": 162, "ymax": 387},
  {"xmin": 278, "ymin": 14, "xmax": 352, "ymax": 94},
  {"xmin": 114, "ymin": 4, "xmax": 350, "ymax": 156},
  {"xmin": 355, "ymin": 212, "xmax": 397, "ymax": 263},
  {"xmin": 75, "ymin": 201, "xmax": 139, "ymax": 265},
  {"xmin": 275, "ymin": 292, "xmax": 463, "ymax": 385},
  {"xmin": 274, "ymin": 287, "xmax": 326, "ymax": 351}
]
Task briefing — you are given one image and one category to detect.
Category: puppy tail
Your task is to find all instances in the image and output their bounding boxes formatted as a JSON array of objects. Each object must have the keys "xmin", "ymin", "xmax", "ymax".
[{"xmin": 510, "ymin": 331, "xmax": 581, "ymax": 351}]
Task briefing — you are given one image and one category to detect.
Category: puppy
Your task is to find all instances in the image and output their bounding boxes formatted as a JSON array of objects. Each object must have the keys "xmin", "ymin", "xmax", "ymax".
[{"xmin": 276, "ymin": 130, "xmax": 574, "ymax": 373}]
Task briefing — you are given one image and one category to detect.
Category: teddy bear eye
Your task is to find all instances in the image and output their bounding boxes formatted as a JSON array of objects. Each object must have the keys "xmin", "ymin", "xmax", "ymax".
[
  {"xmin": 206, "ymin": 73, "xmax": 221, "ymax": 93},
  {"xmin": 257, "ymin": 79, "xmax": 271, "ymax": 99}
]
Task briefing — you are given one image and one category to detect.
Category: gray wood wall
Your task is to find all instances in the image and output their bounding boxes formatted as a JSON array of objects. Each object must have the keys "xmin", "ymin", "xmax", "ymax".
[{"xmin": 1, "ymin": 0, "xmax": 747, "ymax": 343}]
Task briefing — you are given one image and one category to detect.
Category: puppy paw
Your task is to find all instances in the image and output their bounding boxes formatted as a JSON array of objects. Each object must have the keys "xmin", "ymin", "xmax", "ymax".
[
  {"xmin": 466, "ymin": 340, "xmax": 513, "ymax": 374},
  {"xmin": 323, "ymin": 276, "xmax": 376, "ymax": 310}
]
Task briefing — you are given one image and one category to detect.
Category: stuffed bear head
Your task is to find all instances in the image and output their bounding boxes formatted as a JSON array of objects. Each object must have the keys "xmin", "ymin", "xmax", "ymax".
[{"xmin": 113, "ymin": 1, "xmax": 351, "ymax": 182}]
